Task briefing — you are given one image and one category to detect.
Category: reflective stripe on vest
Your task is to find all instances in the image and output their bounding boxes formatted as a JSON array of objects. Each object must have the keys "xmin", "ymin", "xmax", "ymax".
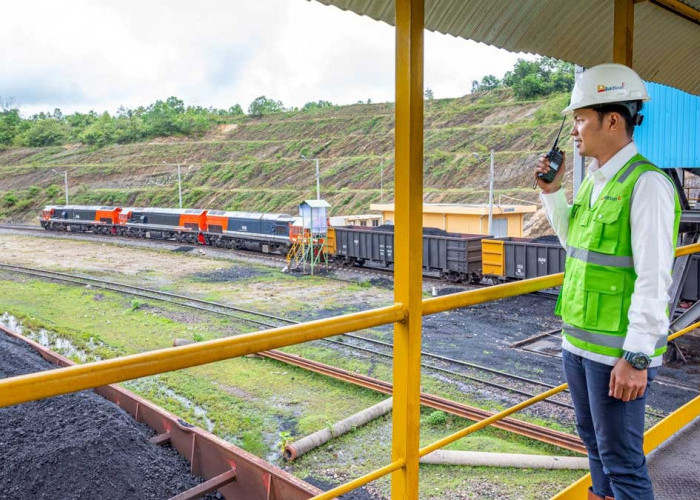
[
  {"xmin": 567, "ymin": 245, "xmax": 635, "ymax": 268},
  {"xmin": 558, "ymin": 154, "xmax": 681, "ymax": 360},
  {"xmin": 563, "ymin": 323, "xmax": 667, "ymax": 351},
  {"xmin": 617, "ymin": 160, "xmax": 654, "ymax": 184}
]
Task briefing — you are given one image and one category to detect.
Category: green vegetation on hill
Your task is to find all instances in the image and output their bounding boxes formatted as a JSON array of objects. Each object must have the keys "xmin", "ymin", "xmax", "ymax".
[
  {"xmin": 472, "ymin": 57, "xmax": 575, "ymax": 100},
  {"xmin": 0, "ymin": 89, "xmax": 571, "ymax": 222}
]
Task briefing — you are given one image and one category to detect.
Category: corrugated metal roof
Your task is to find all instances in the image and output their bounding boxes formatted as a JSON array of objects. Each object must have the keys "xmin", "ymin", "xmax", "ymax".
[
  {"xmin": 300, "ymin": 200, "xmax": 331, "ymax": 208},
  {"xmin": 313, "ymin": 0, "xmax": 700, "ymax": 97},
  {"xmin": 636, "ymin": 81, "xmax": 700, "ymax": 168}
]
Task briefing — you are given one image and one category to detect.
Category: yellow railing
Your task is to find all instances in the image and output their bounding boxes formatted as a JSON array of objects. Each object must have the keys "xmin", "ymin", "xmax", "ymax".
[
  {"xmin": 0, "ymin": 304, "xmax": 406, "ymax": 407},
  {"xmin": 2, "ymin": 245, "xmax": 698, "ymax": 498},
  {"xmin": 2, "ymin": 0, "xmax": 699, "ymax": 494}
]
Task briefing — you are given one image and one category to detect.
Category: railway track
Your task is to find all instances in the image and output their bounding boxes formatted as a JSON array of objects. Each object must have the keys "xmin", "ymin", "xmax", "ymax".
[
  {"xmin": 0, "ymin": 263, "xmax": 563, "ymax": 400},
  {"xmin": 0, "ymin": 262, "xmax": 588, "ymax": 453},
  {"xmin": 0, "ymin": 223, "xmax": 447, "ymax": 284},
  {"xmin": 0, "ymin": 224, "xmax": 560, "ymax": 298}
]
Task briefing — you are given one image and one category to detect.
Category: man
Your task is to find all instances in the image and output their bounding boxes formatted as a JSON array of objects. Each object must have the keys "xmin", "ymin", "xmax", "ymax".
[{"xmin": 535, "ymin": 63, "xmax": 681, "ymax": 500}]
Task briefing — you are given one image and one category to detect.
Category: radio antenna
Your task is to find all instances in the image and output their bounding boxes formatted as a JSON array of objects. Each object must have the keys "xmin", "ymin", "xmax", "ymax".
[{"xmin": 552, "ymin": 115, "xmax": 567, "ymax": 149}]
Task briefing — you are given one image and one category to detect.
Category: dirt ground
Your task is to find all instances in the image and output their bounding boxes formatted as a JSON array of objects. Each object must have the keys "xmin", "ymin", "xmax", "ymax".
[{"xmin": 0, "ymin": 232, "xmax": 223, "ymax": 278}]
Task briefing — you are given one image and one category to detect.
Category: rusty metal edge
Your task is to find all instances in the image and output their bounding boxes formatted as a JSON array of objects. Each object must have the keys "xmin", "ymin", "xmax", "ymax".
[
  {"xmin": 260, "ymin": 350, "xmax": 586, "ymax": 455},
  {"xmin": 0, "ymin": 325, "xmax": 325, "ymax": 500}
]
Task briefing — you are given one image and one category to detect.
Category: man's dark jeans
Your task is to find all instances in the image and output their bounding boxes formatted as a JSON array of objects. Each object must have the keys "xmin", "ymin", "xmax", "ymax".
[{"xmin": 562, "ymin": 349, "xmax": 656, "ymax": 500}]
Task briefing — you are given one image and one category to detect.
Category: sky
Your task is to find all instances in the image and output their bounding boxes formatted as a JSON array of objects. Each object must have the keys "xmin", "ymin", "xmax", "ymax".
[{"xmin": 0, "ymin": 0, "xmax": 534, "ymax": 117}]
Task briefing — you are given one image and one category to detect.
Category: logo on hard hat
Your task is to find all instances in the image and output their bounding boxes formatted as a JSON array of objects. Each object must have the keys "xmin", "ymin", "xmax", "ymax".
[{"xmin": 597, "ymin": 82, "xmax": 626, "ymax": 93}]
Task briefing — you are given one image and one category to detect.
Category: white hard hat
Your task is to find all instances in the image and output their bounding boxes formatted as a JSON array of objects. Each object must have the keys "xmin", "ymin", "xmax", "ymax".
[{"xmin": 563, "ymin": 63, "xmax": 650, "ymax": 114}]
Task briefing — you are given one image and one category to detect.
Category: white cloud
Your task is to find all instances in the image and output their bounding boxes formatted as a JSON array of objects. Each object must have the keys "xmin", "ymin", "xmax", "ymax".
[{"xmin": 0, "ymin": 0, "xmax": 533, "ymax": 116}]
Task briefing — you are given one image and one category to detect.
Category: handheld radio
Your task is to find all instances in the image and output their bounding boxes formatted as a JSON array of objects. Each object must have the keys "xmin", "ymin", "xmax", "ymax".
[{"xmin": 537, "ymin": 116, "xmax": 567, "ymax": 184}]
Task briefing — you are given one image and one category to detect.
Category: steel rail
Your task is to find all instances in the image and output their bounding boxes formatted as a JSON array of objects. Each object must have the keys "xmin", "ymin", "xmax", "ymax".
[
  {"xmin": 2, "ymin": 261, "xmax": 586, "ymax": 447},
  {"xmin": 324, "ymin": 338, "xmax": 576, "ymax": 410},
  {"xmin": 421, "ymin": 319, "xmax": 700, "ymax": 464},
  {"xmin": 0, "ymin": 263, "xmax": 564, "ymax": 388},
  {"xmin": 0, "ymin": 224, "xmax": 518, "ymax": 287},
  {"xmin": 0, "ymin": 224, "xmax": 43, "ymax": 231},
  {"xmin": 419, "ymin": 383, "xmax": 570, "ymax": 458},
  {"xmin": 343, "ymin": 333, "xmax": 560, "ymax": 389},
  {"xmin": 0, "ymin": 264, "xmax": 281, "ymax": 328},
  {"xmin": 2, "ymin": 263, "xmax": 676, "ymax": 416},
  {"xmin": 1, "ymin": 263, "xmax": 577, "ymax": 410},
  {"xmin": 260, "ymin": 350, "xmax": 586, "ymax": 454}
]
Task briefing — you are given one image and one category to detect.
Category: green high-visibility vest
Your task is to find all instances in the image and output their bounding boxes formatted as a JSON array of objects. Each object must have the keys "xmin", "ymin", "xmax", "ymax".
[{"xmin": 555, "ymin": 154, "xmax": 681, "ymax": 360}]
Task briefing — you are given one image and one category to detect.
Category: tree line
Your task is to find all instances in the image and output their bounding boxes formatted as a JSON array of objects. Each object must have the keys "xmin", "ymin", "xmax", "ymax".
[
  {"xmin": 471, "ymin": 56, "xmax": 574, "ymax": 99},
  {"xmin": 1, "ymin": 56, "xmax": 573, "ymax": 149},
  {"xmin": 0, "ymin": 96, "xmax": 337, "ymax": 148}
]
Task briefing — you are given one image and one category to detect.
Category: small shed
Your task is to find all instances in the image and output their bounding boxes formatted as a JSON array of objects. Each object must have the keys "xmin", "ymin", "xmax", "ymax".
[
  {"xmin": 369, "ymin": 203, "xmax": 536, "ymax": 238},
  {"xmin": 299, "ymin": 199, "xmax": 331, "ymax": 234}
]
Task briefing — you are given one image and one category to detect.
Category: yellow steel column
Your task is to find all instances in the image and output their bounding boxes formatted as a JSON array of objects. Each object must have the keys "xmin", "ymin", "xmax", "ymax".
[
  {"xmin": 613, "ymin": 0, "xmax": 635, "ymax": 65},
  {"xmin": 391, "ymin": 0, "xmax": 424, "ymax": 499}
]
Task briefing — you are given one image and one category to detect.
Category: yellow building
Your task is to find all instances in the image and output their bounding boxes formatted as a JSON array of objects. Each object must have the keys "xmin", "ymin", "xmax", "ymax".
[{"xmin": 369, "ymin": 203, "xmax": 536, "ymax": 237}]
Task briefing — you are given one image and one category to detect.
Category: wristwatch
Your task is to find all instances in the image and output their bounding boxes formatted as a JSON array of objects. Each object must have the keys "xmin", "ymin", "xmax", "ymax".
[{"xmin": 623, "ymin": 351, "xmax": 651, "ymax": 370}]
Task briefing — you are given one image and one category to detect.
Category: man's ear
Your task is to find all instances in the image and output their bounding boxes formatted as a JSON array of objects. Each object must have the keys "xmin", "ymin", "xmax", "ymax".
[{"xmin": 607, "ymin": 112, "xmax": 623, "ymax": 132}]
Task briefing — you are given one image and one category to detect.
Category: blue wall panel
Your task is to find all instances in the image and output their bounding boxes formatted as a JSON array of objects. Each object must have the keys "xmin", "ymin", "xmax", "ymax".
[{"xmin": 635, "ymin": 82, "xmax": 700, "ymax": 168}]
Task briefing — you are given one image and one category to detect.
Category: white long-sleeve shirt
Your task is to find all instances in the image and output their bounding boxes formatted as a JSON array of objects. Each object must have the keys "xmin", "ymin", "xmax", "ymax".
[{"xmin": 541, "ymin": 142, "xmax": 676, "ymax": 367}]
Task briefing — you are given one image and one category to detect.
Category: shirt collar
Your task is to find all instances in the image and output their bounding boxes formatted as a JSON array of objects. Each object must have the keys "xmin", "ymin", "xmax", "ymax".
[{"xmin": 588, "ymin": 142, "xmax": 638, "ymax": 184}]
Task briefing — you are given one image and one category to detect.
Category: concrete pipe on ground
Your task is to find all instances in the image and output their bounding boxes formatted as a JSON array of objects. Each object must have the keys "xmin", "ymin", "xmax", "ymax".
[
  {"xmin": 420, "ymin": 450, "xmax": 589, "ymax": 470},
  {"xmin": 284, "ymin": 397, "xmax": 393, "ymax": 461}
]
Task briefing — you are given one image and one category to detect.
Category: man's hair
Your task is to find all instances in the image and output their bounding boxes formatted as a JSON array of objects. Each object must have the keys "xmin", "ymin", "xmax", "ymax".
[{"xmin": 590, "ymin": 102, "xmax": 643, "ymax": 137}]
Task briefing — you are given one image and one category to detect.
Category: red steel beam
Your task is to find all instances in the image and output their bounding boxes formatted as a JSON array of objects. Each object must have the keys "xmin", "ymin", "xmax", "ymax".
[{"xmin": 169, "ymin": 469, "xmax": 237, "ymax": 500}]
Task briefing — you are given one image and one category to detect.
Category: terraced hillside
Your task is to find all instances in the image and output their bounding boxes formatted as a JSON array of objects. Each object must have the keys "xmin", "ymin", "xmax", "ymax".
[{"xmin": 0, "ymin": 89, "xmax": 572, "ymax": 235}]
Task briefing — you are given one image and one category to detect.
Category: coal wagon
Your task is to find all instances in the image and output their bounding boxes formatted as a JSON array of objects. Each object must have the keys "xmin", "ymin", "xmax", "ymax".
[
  {"xmin": 332, "ymin": 225, "xmax": 486, "ymax": 282},
  {"xmin": 482, "ymin": 236, "xmax": 566, "ymax": 280}
]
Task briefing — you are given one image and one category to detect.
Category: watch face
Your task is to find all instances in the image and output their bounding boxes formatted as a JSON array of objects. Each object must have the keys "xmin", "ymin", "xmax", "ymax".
[
  {"xmin": 633, "ymin": 357, "xmax": 648, "ymax": 369},
  {"xmin": 625, "ymin": 351, "xmax": 651, "ymax": 369}
]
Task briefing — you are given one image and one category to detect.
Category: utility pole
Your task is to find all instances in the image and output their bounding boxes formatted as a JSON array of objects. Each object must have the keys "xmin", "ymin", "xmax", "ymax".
[
  {"xmin": 52, "ymin": 169, "xmax": 69, "ymax": 205},
  {"xmin": 380, "ymin": 161, "xmax": 384, "ymax": 202},
  {"xmin": 301, "ymin": 155, "xmax": 320, "ymax": 200},
  {"xmin": 177, "ymin": 164, "xmax": 182, "ymax": 209},
  {"xmin": 315, "ymin": 158, "xmax": 320, "ymax": 200},
  {"xmin": 163, "ymin": 161, "xmax": 182, "ymax": 208},
  {"xmin": 488, "ymin": 149, "xmax": 494, "ymax": 235},
  {"xmin": 472, "ymin": 152, "xmax": 494, "ymax": 235}
]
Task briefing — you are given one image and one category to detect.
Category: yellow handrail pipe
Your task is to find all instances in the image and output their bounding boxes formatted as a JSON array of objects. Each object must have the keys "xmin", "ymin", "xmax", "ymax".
[
  {"xmin": 423, "ymin": 241, "xmax": 700, "ymax": 317},
  {"xmin": 673, "ymin": 241, "xmax": 700, "ymax": 257},
  {"xmin": 2, "ymin": 243, "xmax": 698, "ymax": 410},
  {"xmin": 419, "ymin": 383, "xmax": 569, "ymax": 457},
  {"xmin": 420, "ymin": 319, "xmax": 700, "ymax": 460},
  {"xmin": 0, "ymin": 304, "xmax": 406, "ymax": 408},
  {"xmin": 423, "ymin": 274, "xmax": 563, "ymax": 316},
  {"xmin": 310, "ymin": 459, "xmax": 405, "ymax": 500}
]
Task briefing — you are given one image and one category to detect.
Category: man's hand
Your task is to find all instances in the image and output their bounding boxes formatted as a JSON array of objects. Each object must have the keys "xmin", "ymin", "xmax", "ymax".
[
  {"xmin": 534, "ymin": 151, "xmax": 566, "ymax": 193},
  {"xmin": 609, "ymin": 358, "xmax": 647, "ymax": 402}
]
